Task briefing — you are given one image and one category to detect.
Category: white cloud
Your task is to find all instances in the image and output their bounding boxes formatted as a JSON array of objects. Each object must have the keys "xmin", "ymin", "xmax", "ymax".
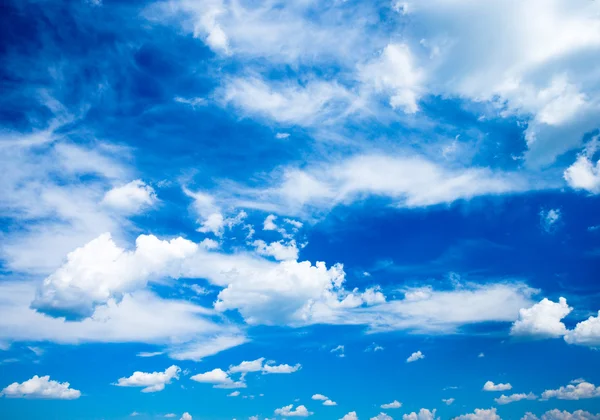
[
  {"xmin": 262, "ymin": 363, "xmax": 301, "ymax": 374},
  {"xmin": 276, "ymin": 132, "xmax": 291, "ymax": 139},
  {"xmin": 312, "ymin": 394, "xmax": 329, "ymax": 401},
  {"xmin": 181, "ymin": 413, "xmax": 192, "ymax": 420},
  {"xmin": 136, "ymin": 351, "xmax": 163, "ymax": 358},
  {"xmin": 1, "ymin": 375, "xmax": 81, "ymax": 399},
  {"xmin": 341, "ymin": 412, "xmax": 359, "ymax": 420},
  {"xmin": 442, "ymin": 398, "xmax": 454, "ymax": 405},
  {"xmin": 32, "ymin": 233, "xmax": 198, "ymax": 318},
  {"xmin": 190, "ymin": 368, "xmax": 245, "ymax": 389},
  {"xmin": 253, "ymin": 240, "xmax": 299, "ymax": 261},
  {"xmin": 495, "ymin": 392, "xmax": 537, "ymax": 404},
  {"xmin": 381, "ymin": 400, "xmax": 402, "ymax": 409},
  {"xmin": 164, "ymin": 414, "xmax": 176, "ymax": 418},
  {"xmin": 478, "ymin": 353, "xmax": 485, "ymax": 358},
  {"xmin": 371, "ymin": 414, "xmax": 393, "ymax": 420},
  {"xmin": 359, "ymin": 43, "xmax": 424, "ymax": 113},
  {"xmin": 407, "ymin": 351, "xmax": 424, "ymax": 363},
  {"xmin": 564, "ymin": 151, "xmax": 600, "ymax": 194},
  {"xmin": 540, "ymin": 209, "xmax": 562, "ymax": 233},
  {"xmin": 510, "ymin": 297, "xmax": 572, "ymax": 338},
  {"xmin": 168, "ymin": 335, "xmax": 248, "ymax": 362},
  {"xmin": 532, "ymin": 409, "xmax": 600, "ymax": 420},
  {"xmin": 229, "ymin": 358, "xmax": 265, "ymax": 374},
  {"xmin": 228, "ymin": 391, "xmax": 240, "ymax": 397},
  {"xmin": 263, "ymin": 214, "xmax": 278, "ymax": 231},
  {"xmin": 323, "ymin": 399, "xmax": 337, "ymax": 406},
  {"xmin": 542, "ymin": 381, "xmax": 600, "ymax": 400},
  {"xmin": 483, "ymin": 381, "xmax": 512, "ymax": 392},
  {"xmin": 101, "ymin": 180, "xmax": 157, "ymax": 214},
  {"xmin": 274, "ymin": 404, "xmax": 312, "ymax": 417},
  {"xmin": 453, "ymin": 408, "xmax": 500, "ymax": 420},
  {"xmin": 402, "ymin": 409, "xmax": 437, "ymax": 420},
  {"xmin": 564, "ymin": 311, "xmax": 600, "ymax": 347},
  {"xmin": 115, "ymin": 365, "xmax": 180, "ymax": 393}
]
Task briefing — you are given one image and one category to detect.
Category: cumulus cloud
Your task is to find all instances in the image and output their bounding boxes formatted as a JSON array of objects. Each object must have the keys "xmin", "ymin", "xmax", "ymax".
[
  {"xmin": 442, "ymin": 398, "xmax": 455, "ymax": 405},
  {"xmin": 228, "ymin": 391, "xmax": 240, "ymax": 397},
  {"xmin": 381, "ymin": 400, "xmax": 402, "ymax": 409},
  {"xmin": 115, "ymin": 365, "xmax": 181, "ymax": 393},
  {"xmin": 1, "ymin": 375, "xmax": 81, "ymax": 399},
  {"xmin": 495, "ymin": 392, "xmax": 537, "ymax": 404},
  {"xmin": 253, "ymin": 239, "xmax": 299, "ymax": 261},
  {"xmin": 407, "ymin": 351, "xmax": 424, "ymax": 363},
  {"xmin": 453, "ymin": 408, "xmax": 500, "ymax": 420},
  {"xmin": 229, "ymin": 358, "xmax": 265, "ymax": 373},
  {"xmin": 371, "ymin": 414, "xmax": 393, "ymax": 420},
  {"xmin": 403, "ymin": 409, "xmax": 437, "ymax": 420},
  {"xmin": 190, "ymin": 368, "xmax": 245, "ymax": 389},
  {"xmin": 564, "ymin": 311, "xmax": 600, "ymax": 347},
  {"xmin": 483, "ymin": 381, "xmax": 512, "ymax": 392},
  {"xmin": 341, "ymin": 412, "xmax": 359, "ymax": 420},
  {"xmin": 101, "ymin": 180, "xmax": 157, "ymax": 214},
  {"xmin": 32, "ymin": 233, "xmax": 198, "ymax": 318},
  {"xmin": 540, "ymin": 209, "xmax": 562, "ymax": 233},
  {"xmin": 323, "ymin": 399, "xmax": 337, "ymax": 406},
  {"xmin": 541, "ymin": 381, "xmax": 600, "ymax": 400},
  {"xmin": 312, "ymin": 394, "xmax": 329, "ymax": 401},
  {"xmin": 510, "ymin": 298, "xmax": 572, "ymax": 339},
  {"xmin": 262, "ymin": 363, "xmax": 301, "ymax": 374},
  {"xmin": 564, "ymin": 138, "xmax": 600, "ymax": 194},
  {"xmin": 274, "ymin": 404, "xmax": 312, "ymax": 417},
  {"xmin": 180, "ymin": 413, "xmax": 192, "ymax": 420},
  {"xmin": 525, "ymin": 409, "xmax": 600, "ymax": 420}
]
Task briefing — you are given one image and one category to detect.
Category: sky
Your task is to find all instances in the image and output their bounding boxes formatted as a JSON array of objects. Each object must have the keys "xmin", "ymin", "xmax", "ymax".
[{"xmin": 0, "ymin": 0, "xmax": 600, "ymax": 419}]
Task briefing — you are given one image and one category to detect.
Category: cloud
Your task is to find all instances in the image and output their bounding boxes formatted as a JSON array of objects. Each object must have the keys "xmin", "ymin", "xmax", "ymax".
[
  {"xmin": 407, "ymin": 351, "xmax": 424, "ymax": 363},
  {"xmin": 101, "ymin": 180, "xmax": 157, "ymax": 214},
  {"xmin": 1, "ymin": 375, "xmax": 81, "ymax": 399},
  {"xmin": 32, "ymin": 233, "xmax": 198, "ymax": 318},
  {"xmin": 115, "ymin": 365, "xmax": 181, "ymax": 393},
  {"xmin": 365, "ymin": 343, "xmax": 384, "ymax": 352},
  {"xmin": 168, "ymin": 335, "xmax": 248, "ymax": 362},
  {"xmin": 262, "ymin": 363, "xmax": 301, "ymax": 374},
  {"xmin": 541, "ymin": 381, "xmax": 600, "ymax": 400},
  {"xmin": 263, "ymin": 215, "xmax": 278, "ymax": 231},
  {"xmin": 136, "ymin": 351, "xmax": 163, "ymax": 358},
  {"xmin": 180, "ymin": 413, "xmax": 192, "ymax": 420},
  {"xmin": 253, "ymin": 240, "xmax": 299, "ymax": 261},
  {"xmin": 564, "ymin": 138, "xmax": 600, "ymax": 194},
  {"xmin": 228, "ymin": 391, "xmax": 240, "ymax": 397},
  {"xmin": 190, "ymin": 368, "xmax": 245, "ymax": 389},
  {"xmin": 540, "ymin": 209, "xmax": 562, "ymax": 233},
  {"xmin": 442, "ymin": 398, "xmax": 455, "ymax": 405},
  {"xmin": 371, "ymin": 414, "xmax": 393, "ymax": 420},
  {"xmin": 323, "ymin": 399, "xmax": 337, "ymax": 406},
  {"xmin": 381, "ymin": 400, "xmax": 402, "ymax": 409},
  {"xmin": 495, "ymin": 392, "xmax": 537, "ymax": 404},
  {"xmin": 564, "ymin": 311, "xmax": 600, "ymax": 347},
  {"xmin": 312, "ymin": 394, "xmax": 329, "ymax": 401},
  {"xmin": 403, "ymin": 409, "xmax": 437, "ymax": 420},
  {"xmin": 525, "ymin": 409, "xmax": 600, "ymax": 420},
  {"xmin": 453, "ymin": 408, "xmax": 500, "ymax": 420},
  {"xmin": 229, "ymin": 358, "xmax": 265, "ymax": 374},
  {"xmin": 510, "ymin": 298, "xmax": 572, "ymax": 339},
  {"xmin": 274, "ymin": 404, "xmax": 312, "ymax": 417},
  {"xmin": 483, "ymin": 381, "xmax": 512, "ymax": 392},
  {"xmin": 341, "ymin": 413, "xmax": 359, "ymax": 420}
]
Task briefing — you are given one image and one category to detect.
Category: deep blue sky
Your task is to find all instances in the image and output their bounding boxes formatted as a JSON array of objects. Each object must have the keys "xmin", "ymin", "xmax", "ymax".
[{"xmin": 1, "ymin": 1, "xmax": 600, "ymax": 420}]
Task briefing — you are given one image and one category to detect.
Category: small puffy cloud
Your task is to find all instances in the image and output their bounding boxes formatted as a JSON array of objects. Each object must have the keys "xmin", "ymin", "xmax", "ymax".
[
  {"xmin": 537, "ymin": 409, "xmax": 600, "ymax": 420},
  {"xmin": 541, "ymin": 381, "xmax": 600, "ymax": 400},
  {"xmin": 564, "ymin": 140, "xmax": 600, "ymax": 195},
  {"xmin": 276, "ymin": 133, "xmax": 291, "ymax": 139},
  {"xmin": 262, "ymin": 363, "xmax": 301, "ymax": 374},
  {"xmin": 253, "ymin": 240, "xmax": 299, "ymax": 261},
  {"xmin": 510, "ymin": 298, "xmax": 572, "ymax": 339},
  {"xmin": 540, "ymin": 209, "xmax": 561, "ymax": 233},
  {"xmin": 442, "ymin": 398, "xmax": 455, "ymax": 405},
  {"xmin": 331, "ymin": 345, "xmax": 345, "ymax": 357},
  {"xmin": 483, "ymin": 381, "xmax": 512, "ymax": 392},
  {"xmin": 495, "ymin": 392, "xmax": 537, "ymax": 404},
  {"xmin": 32, "ymin": 233, "xmax": 198, "ymax": 318},
  {"xmin": 323, "ymin": 399, "xmax": 337, "ymax": 406},
  {"xmin": 274, "ymin": 404, "xmax": 312, "ymax": 417},
  {"xmin": 130, "ymin": 412, "xmax": 140, "ymax": 416},
  {"xmin": 478, "ymin": 353, "xmax": 485, "ymax": 358},
  {"xmin": 101, "ymin": 180, "xmax": 157, "ymax": 214},
  {"xmin": 1, "ymin": 375, "xmax": 81, "ymax": 399},
  {"xmin": 190, "ymin": 368, "xmax": 245, "ymax": 389},
  {"xmin": 181, "ymin": 413, "xmax": 192, "ymax": 420},
  {"xmin": 228, "ymin": 391, "xmax": 240, "ymax": 397},
  {"xmin": 406, "ymin": 351, "xmax": 424, "ymax": 363},
  {"xmin": 263, "ymin": 214, "xmax": 278, "ymax": 230},
  {"xmin": 564, "ymin": 311, "xmax": 600, "ymax": 347},
  {"xmin": 365, "ymin": 343, "xmax": 384, "ymax": 352},
  {"xmin": 229, "ymin": 358, "xmax": 265, "ymax": 373},
  {"xmin": 381, "ymin": 400, "xmax": 402, "ymax": 409},
  {"xmin": 312, "ymin": 394, "xmax": 329, "ymax": 401},
  {"xmin": 371, "ymin": 414, "xmax": 393, "ymax": 420},
  {"xmin": 115, "ymin": 365, "xmax": 180, "ymax": 393},
  {"xmin": 453, "ymin": 408, "xmax": 500, "ymax": 420},
  {"xmin": 402, "ymin": 409, "xmax": 436, "ymax": 420},
  {"xmin": 341, "ymin": 412, "xmax": 359, "ymax": 420}
]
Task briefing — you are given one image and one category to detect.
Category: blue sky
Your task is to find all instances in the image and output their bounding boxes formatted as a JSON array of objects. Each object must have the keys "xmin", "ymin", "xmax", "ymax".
[{"xmin": 1, "ymin": 1, "xmax": 600, "ymax": 420}]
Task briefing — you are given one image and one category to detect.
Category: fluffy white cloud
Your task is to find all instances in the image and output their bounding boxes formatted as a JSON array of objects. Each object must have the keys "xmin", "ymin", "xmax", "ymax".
[
  {"xmin": 442, "ymin": 398, "xmax": 455, "ymax": 405},
  {"xmin": 527, "ymin": 409, "xmax": 600, "ymax": 420},
  {"xmin": 403, "ymin": 409, "xmax": 437, "ymax": 420},
  {"xmin": 228, "ymin": 391, "xmax": 240, "ymax": 397},
  {"xmin": 263, "ymin": 214, "xmax": 278, "ymax": 230},
  {"xmin": 483, "ymin": 381, "xmax": 512, "ymax": 392},
  {"xmin": 381, "ymin": 400, "xmax": 402, "ymax": 409},
  {"xmin": 115, "ymin": 365, "xmax": 180, "ymax": 393},
  {"xmin": 542, "ymin": 381, "xmax": 600, "ymax": 400},
  {"xmin": 274, "ymin": 404, "xmax": 312, "ymax": 417},
  {"xmin": 372, "ymin": 414, "xmax": 393, "ymax": 420},
  {"xmin": 1, "ymin": 375, "xmax": 81, "ymax": 399},
  {"xmin": 510, "ymin": 298, "xmax": 572, "ymax": 338},
  {"xmin": 564, "ymin": 155, "xmax": 600, "ymax": 194},
  {"xmin": 32, "ymin": 233, "xmax": 198, "ymax": 318},
  {"xmin": 564, "ymin": 311, "xmax": 600, "ymax": 346},
  {"xmin": 323, "ymin": 399, "xmax": 337, "ymax": 406},
  {"xmin": 180, "ymin": 413, "xmax": 192, "ymax": 420},
  {"xmin": 262, "ymin": 363, "xmax": 301, "ymax": 374},
  {"xmin": 229, "ymin": 358, "xmax": 265, "ymax": 374},
  {"xmin": 101, "ymin": 180, "xmax": 157, "ymax": 214},
  {"xmin": 341, "ymin": 412, "xmax": 359, "ymax": 420},
  {"xmin": 495, "ymin": 392, "xmax": 537, "ymax": 404},
  {"xmin": 190, "ymin": 368, "xmax": 246, "ymax": 389},
  {"xmin": 253, "ymin": 240, "xmax": 299, "ymax": 261},
  {"xmin": 453, "ymin": 408, "xmax": 500, "ymax": 420},
  {"xmin": 540, "ymin": 209, "xmax": 562, "ymax": 233},
  {"xmin": 407, "ymin": 351, "xmax": 424, "ymax": 363},
  {"xmin": 312, "ymin": 394, "xmax": 329, "ymax": 401}
]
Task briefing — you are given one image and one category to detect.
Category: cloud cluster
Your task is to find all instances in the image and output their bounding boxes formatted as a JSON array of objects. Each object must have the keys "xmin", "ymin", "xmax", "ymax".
[
  {"xmin": 115, "ymin": 365, "xmax": 181, "ymax": 393},
  {"xmin": 1, "ymin": 375, "xmax": 81, "ymax": 399}
]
